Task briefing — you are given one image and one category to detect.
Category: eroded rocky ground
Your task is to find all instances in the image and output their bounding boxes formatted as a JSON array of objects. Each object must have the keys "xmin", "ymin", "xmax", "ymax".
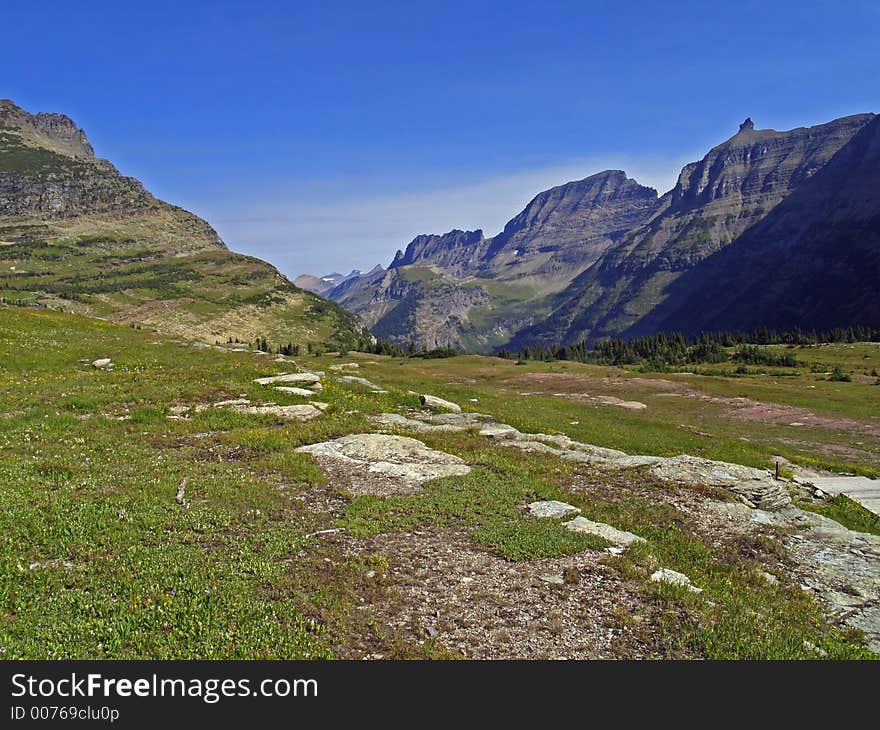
[{"xmin": 271, "ymin": 374, "xmax": 880, "ymax": 658}]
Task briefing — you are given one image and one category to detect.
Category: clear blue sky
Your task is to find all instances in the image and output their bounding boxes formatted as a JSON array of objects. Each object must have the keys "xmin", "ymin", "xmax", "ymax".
[{"xmin": 4, "ymin": 1, "xmax": 878, "ymax": 276}]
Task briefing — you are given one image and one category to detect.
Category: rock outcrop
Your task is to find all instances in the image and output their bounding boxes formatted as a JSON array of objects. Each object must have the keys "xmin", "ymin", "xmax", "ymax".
[{"xmin": 295, "ymin": 434, "xmax": 471, "ymax": 495}]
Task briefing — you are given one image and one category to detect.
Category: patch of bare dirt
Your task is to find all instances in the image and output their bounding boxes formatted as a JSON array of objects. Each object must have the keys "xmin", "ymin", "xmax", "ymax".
[
  {"xmin": 345, "ymin": 527, "xmax": 669, "ymax": 659},
  {"xmin": 727, "ymin": 403, "xmax": 880, "ymax": 438}
]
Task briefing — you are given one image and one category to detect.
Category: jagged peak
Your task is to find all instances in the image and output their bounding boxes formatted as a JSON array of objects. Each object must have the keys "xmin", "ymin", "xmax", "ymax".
[
  {"xmin": 738, "ymin": 117, "xmax": 755, "ymax": 133},
  {"xmin": 0, "ymin": 98, "xmax": 95, "ymax": 159},
  {"xmin": 390, "ymin": 229, "xmax": 484, "ymax": 269}
]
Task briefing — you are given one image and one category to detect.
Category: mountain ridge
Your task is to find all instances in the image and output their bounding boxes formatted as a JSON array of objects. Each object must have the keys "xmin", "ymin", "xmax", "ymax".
[{"xmin": 309, "ymin": 112, "xmax": 877, "ymax": 350}]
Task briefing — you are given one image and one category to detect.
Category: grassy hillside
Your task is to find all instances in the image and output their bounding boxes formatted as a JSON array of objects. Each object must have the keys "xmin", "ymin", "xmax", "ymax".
[{"xmin": 0, "ymin": 99, "xmax": 364, "ymax": 349}]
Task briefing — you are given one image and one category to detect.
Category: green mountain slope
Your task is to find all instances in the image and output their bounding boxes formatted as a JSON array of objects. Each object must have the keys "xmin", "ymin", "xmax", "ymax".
[{"xmin": 0, "ymin": 99, "xmax": 363, "ymax": 348}]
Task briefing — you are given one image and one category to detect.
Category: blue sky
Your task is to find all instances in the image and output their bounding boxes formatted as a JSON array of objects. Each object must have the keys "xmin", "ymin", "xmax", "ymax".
[{"xmin": 4, "ymin": 1, "xmax": 878, "ymax": 275}]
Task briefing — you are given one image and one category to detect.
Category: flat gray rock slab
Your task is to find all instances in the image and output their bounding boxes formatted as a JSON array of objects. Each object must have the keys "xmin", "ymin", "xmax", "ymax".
[
  {"xmin": 479, "ymin": 424, "xmax": 522, "ymax": 439},
  {"xmin": 527, "ymin": 500, "xmax": 581, "ymax": 518},
  {"xmin": 809, "ymin": 476, "xmax": 880, "ymax": 517},
  {"xmin": 539, "ymin": 574, "xmax": 565, "ymax": 585},
  {"xmin": 564, "ymin": 516, "xmax": 646, "ymax": 547},
  {"xmin": 421, "ymin": 412, "xmax": 494, "ymax": 425},
  {"xmin": 254, "ymin": 372, "xmax": 321, "ymax": 386},
  {"xmin": 240, "ymin": 404, "xmax": 322, "ymax": 420},
  {"xmin": 650, "ymin": 568, "xmax": 702, "ymax": 593},
  {"xmin": 273, "ymin": 386, "xmax": 315, "ymax": 396},
  {"xmin": 296, "ymin": 434, "xmax": 471, "ymax": 495},
  {"xmin": 371, "ymin": 413, "xmax": 467, "ymax": 433}
]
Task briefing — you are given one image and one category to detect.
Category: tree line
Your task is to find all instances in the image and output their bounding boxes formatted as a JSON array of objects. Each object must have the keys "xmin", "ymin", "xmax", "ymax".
[{"xmin": 496, "ymin": 326, "xmax": 880, "ymax": 369}]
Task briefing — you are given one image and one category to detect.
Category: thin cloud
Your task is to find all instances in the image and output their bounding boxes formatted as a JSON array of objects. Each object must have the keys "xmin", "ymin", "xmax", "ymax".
[{"xmin": 202, "ymin": 156, "xmax": 688, "ymax": 277}]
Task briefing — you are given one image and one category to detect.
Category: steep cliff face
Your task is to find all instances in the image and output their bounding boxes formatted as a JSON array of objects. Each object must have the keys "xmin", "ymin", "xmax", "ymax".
[
  {"xmin": 0, "ymin": 100, "xmax": 363, "ymax": 348},
  {"xmin": 633, "ymin": 114, "xmax": 880, "ymax": 335},
  {"xmin": 480, "ymin": 170, "xmax": 659, "ymax": 282},
  {"xmin": 322, "ymin": 170, "xmax": 660, "ymax": 348},
  {"xmin": 516, "ymin": 113, "xmax": 877, "ymax": 346}
]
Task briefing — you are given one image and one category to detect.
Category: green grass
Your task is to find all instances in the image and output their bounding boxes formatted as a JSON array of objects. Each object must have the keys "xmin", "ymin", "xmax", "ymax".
[
  {"xmin": 339, "ymin": 443, "xmax": 608, "ymax": 560},
  {"xmin": 0, "ymin": 306, "xmax": 877, "ymax": 659},
  {"xmin": 799, "ymin": 494, "xmax": 880, "ymax": 536}
]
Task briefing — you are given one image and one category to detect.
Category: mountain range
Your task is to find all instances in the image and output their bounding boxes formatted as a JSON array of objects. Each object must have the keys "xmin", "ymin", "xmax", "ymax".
[
  {"xmin": 307, "ymin": 113, "xmax": 879, "ymax": 350},
  {"xmin": 0, "ymin": 99, "xmax": 363, "ymax": 348}
]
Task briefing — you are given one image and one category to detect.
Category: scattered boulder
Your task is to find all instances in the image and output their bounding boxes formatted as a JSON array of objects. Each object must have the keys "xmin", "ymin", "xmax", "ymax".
[
  {"xmin": 420, "ymin": 394, "xmax": 462, "ymax": 413},
  {"xmin": 527, "ymin": 500, "xmax": 581, "ymax": 519},
  {"xmin": 253, "ymin": 372, "xmax": 321, "ymax": 386},
  {"xmin": 91, "ymin": 358, "xmax": 112, "ymax": 369},
  {"xmin": 310, "ymin": 401, "xmax": 329, "ymax": 410},
  {"xmin": 650, "ymin": 568, "xmax": 702, "ymax": 593},
  {"xmin": 295, "ymin": 434, "xmax": 471, "ymax": 496},
  {"xmin": 330, "ymin": 363, "xmax": 360, "ymax": 372},
  {"xmin": 563, "ymin": 517, "xmax": 646, "ymax": 547}
]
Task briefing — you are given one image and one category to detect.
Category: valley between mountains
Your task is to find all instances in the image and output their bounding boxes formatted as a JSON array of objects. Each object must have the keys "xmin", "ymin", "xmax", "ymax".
[{"xmin": 2, "ymin": 100, "xmax": 879, "ymax": 659}]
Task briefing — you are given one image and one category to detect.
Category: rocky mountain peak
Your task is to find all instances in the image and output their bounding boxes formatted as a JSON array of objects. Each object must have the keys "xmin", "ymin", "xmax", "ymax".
[
  {"xmin": 498, "ymin": 170, "xmax": 657, "ymax": 239},
  {"xmin": 390, "ymin": 229, "xmax": 485, "ymax": 271},
  {"xmin": 0, "ymin": 99, "xmax": 95, "ymax": 158},
  {"xmin": 668, "ymin": 113, "xmax": 874, "ymax": 212}
]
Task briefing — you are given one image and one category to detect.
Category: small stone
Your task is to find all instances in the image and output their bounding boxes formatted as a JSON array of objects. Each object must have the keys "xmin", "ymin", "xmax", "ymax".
[
  {"xmin": 539, "ymin": 574, "xmax": 565, "ymax": 585},
  {"xmin": 91, "ymin": 358, "xmax": 112, "ymax": 369},
  {"xmin": 420, "ymin": 394, "xmax": 462, "ymax": 413},
  {"xmin": 527, "ymin": 500, "xmax": 581, "ymax": 519},
  {"xmin": 650, "ymin": 568, "xmax": 702, "ymax": 593}
]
